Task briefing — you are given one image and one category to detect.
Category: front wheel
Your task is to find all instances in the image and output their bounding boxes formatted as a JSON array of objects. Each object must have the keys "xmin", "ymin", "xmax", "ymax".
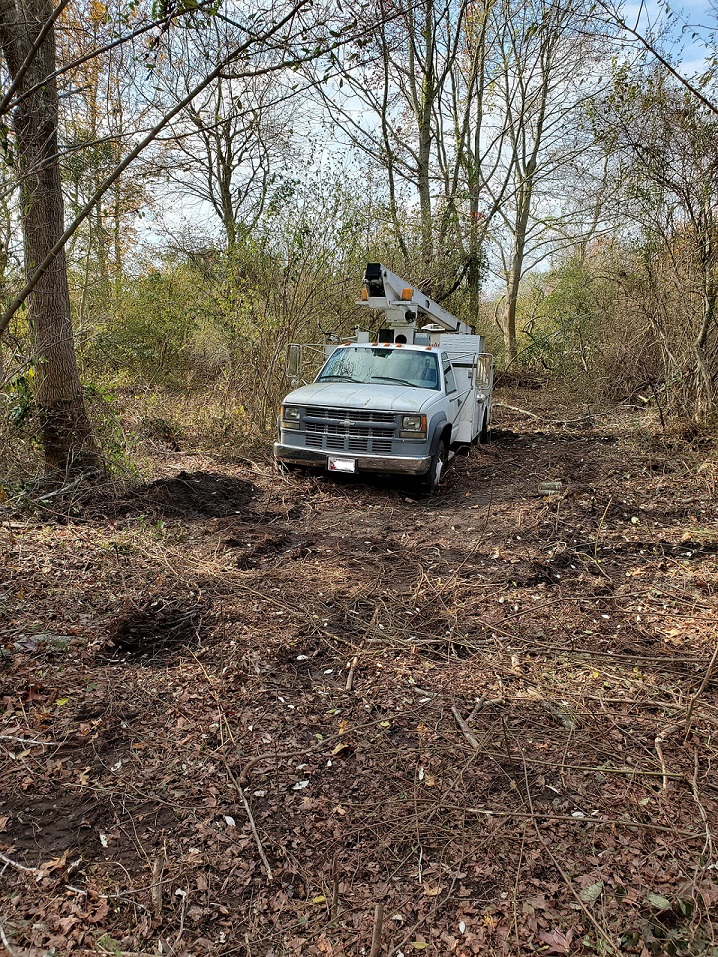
[{"xmin": 419, "ymin": 438, "xmax": 447, "ymax": 494}]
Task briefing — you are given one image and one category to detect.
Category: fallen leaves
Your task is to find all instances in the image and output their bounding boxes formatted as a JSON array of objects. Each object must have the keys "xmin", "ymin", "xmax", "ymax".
[
  {"xmin": 1, "ymin": 410, "xmax": 716, "ymax": 956},
  {"xmin": 538, "ymin": 927, "xmax": 574, "ymax": 954}
]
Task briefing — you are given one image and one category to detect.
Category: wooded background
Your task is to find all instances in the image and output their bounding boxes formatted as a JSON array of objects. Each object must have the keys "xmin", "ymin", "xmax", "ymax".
[{"xmin": 1, "ymin": 0, "xmax": 717, "ymax": 477}]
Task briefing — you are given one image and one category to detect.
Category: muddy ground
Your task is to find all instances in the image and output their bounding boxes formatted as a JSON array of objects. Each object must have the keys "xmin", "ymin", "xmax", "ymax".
[{"xmin": 1, "ymin": 394, "xmax": 717, "ymax": 956}]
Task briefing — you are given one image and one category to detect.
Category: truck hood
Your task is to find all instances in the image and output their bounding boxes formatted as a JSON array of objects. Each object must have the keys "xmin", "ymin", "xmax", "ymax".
[{"xmin": 284, "ymin": 381, "xmax": 438, "ymax": 414}]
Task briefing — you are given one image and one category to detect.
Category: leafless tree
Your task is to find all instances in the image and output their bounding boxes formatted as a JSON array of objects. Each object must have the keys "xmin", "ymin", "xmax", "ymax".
[
  {"xmin": 488, "ymin": 0, "xmax": 609, "ymax": 360},
  {"xmin": 307, "ymin": 0, "xmax": 516, "ymax": 309},
  {"xmin": 155, "ymin": 17, "xmax": 297, "ymax": 249}
]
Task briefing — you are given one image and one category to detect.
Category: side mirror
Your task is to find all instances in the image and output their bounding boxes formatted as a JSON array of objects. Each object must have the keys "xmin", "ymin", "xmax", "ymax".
[{"xmin": 286, "ymin": 344, "xmax": 301, "ymax": 377}]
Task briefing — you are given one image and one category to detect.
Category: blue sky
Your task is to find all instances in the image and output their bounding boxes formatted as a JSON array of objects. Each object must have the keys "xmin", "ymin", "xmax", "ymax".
[{"xmin": 626, "ymin": 0, "xmax": 718, "ymax": 73}]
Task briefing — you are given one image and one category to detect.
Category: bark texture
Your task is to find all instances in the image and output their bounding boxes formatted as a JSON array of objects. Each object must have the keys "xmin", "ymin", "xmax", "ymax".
[{"xmin": 0, "ymin": 0, "xmax": 102, "ymax": 475}]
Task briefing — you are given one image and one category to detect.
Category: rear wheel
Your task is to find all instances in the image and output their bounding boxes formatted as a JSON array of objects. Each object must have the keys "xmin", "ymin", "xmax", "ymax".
[
  {"xmin": 479, "ymin": 412, "xmax": 489, "ymax": 444},
  {"xmin": 420, "ymin": 438, "xmax": 447, "ymax": 494}
]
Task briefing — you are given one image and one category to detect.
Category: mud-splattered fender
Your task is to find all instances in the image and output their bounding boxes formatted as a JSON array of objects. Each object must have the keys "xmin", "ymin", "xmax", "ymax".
[{"xmin": 427, "ymin": 411, "xmax": 450, "ymax": 454}]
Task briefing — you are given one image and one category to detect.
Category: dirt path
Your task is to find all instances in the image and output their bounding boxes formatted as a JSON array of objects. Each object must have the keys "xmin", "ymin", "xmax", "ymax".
[{"xmin": 1, "ymin": 400, "xmax": 717, "ymax": 956}]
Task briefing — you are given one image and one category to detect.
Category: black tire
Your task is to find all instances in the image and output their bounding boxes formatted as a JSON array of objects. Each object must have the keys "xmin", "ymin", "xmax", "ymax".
[
  {"xmin": 420, "ymin": 438, "xmax": 447, "ymax": 494},
  {"xmin": 479, "ymin": 412, "xmax": 489, "ymax": 444}
]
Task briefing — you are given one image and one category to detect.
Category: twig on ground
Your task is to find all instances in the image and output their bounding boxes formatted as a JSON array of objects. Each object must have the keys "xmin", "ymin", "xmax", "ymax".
[
  {"xmin": 369, "ymin": 901, "xmax": 384, "ymax": 957},
  {"xmin": 0, "ymin": 920, "xmax": 20, "ymax": 957},
  {"xmin": 541, "ymin": 700, "xmax": 579, "ymax": 731},
  {"xmin": 451, "ymin": 705, "xmax": 481, "ymax": 750},
  {"xmin": 234, "ymin": 776, "xmax": 273, "ymax": 882},
  {"xmin": 493, "ymin": 402, "xmax": 540, "ymax": 419},
  {"xmin": 691, "ymin": 749, "xmax": 714, "ymax": 860},
  {"xmin": 331, "ymin": 853, "xmax": 340, "ymax": 920},
  {"xmin": 512, "ymin": 825, "xmax": 527, "ymax": 950},
  {"xmin": 594, "ymin": 496, "xmax": 613, "ymax": 563},
  {"xmin": 0, "ymin": 851, "xmax": 39, "ymax": 874},
  {"xmin": 345, "ymin": 655, "xmax": 358, "ymax": 692},
  {"xmin": 493, "ymin": 402, "xmax": 597, "ymax": 427},
  {"xmin": 175, "ymin": 889, "xmax": 187, "ymax": 945},
  {"xmin": 151, "ymin": 856, "xmax": 164, "ymax": 920},
  {"xmin": 684, "ymin": 641, "xmax": 718, "ymax": 742},
  {"xmin": 410, "ymin": 686, "xmax": 436, "ymax": 697},
  {"xmin": 520, "ymin": 756, "xmax": 621, "ymax": 955},
  {"xmin": 0, "ymin": 735, "xmax": 52, "ymax": 746},
  {"xmin": 655, "ymin": 723, "xmax": 681, "ymax": 790},
  {"xmin": 462, "ymin": 807, "xmax": 698, "ymax": 837}
]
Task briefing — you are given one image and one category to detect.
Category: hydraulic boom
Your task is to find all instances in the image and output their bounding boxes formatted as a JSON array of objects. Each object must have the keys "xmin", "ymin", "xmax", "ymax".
[{"xmin": 357, "ymin": 263, "xmax": 474, "ymax": 339}]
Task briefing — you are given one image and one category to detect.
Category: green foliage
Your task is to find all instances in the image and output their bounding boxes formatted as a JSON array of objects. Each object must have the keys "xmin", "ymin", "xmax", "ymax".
[
  {"xmin": 84, "ymin": 260, "xmax": 216, "ymax": 389},
  {"xmin": 83, "ymin": 381, "xmax": 141, "ymax": 476},
  {"xmin": 511, "ymin": 244, "xmax": 662, "ymax": 401},
  {"xmin": 523, "ymin": 256, "xmax": 602, "ymax": 374},
  {"xmin": 4, "ymin": 371, "xmax": 35, "ymax": 427},
  {"xmin": 78, "ymin": 175, "xmax": 388, "ymax": 428}
]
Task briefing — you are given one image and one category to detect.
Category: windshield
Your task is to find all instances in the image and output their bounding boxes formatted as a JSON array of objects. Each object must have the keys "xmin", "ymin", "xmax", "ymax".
[{"xmin": 316, "ymin": 347, "xmax": 440, "ymax": 390}]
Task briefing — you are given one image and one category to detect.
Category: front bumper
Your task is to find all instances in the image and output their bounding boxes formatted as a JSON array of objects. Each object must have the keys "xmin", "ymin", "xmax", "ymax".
[{"xmin": 274, "ymin": 443, "xmax": 432, "ymax": 476}]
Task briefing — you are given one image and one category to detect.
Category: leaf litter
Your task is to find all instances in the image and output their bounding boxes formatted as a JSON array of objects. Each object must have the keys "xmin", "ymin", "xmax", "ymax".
[{"xmin": 1, "ymin": 392, "xmax": 717, "ymax": 955}]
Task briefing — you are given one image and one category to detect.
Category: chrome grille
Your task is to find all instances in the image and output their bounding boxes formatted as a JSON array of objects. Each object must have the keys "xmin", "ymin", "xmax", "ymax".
[
  {"xmin": 301, "ymin": 406, "xmax": 396, "ymax": 456},
  {"xmin": 306, "ymin": 407, "xmax": 395, "ymax": 427},
  {"xmin": 304, "ymin": 431, "xmax": 392, "ymax": 455}
]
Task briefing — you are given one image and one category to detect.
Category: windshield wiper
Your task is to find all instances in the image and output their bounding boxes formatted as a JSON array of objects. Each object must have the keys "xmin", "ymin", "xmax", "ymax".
[
  {"xmin": 318, "ymin": 375, "xmax": 364, "ymax": 383},
  {"xmin": 370, "ymin": 375, "xmax": 416, "ymax": 386}
]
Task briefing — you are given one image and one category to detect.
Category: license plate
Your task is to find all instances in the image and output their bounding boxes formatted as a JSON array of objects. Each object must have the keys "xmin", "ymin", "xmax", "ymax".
[{"xmin": 328, "ymin": 457, "xmax": 356, "ymax": 473}]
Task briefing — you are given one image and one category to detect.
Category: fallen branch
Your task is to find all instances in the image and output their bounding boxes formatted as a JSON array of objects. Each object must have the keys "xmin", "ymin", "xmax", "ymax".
[
  {"xmin": 655, "ymin": 723, "xmax": 681, "ymax": 790},
  {"xmin": 541, "ymin": 700, "xmax": 579, "ymax": 731},
  {"xmin": 0, "ymin": 735, "xmax": 53, "ymax": 746},
  {"xmin": 234, "ymin": 776, "xmax": 273, "ymax": 882},
  {"xmin": 497, "ymin": 754, "xmax": 682, "ymax": 780},
  {"xmin": 520, "ymin": 757, "xmax": 621, "ymax": 955},
  {"xmin": 691, "ymin": 749, "xmax": 714, "ymax": 860},
  {"xmin": 684, "ymin": 640, "xmax": 718, "ymax": 742},
  {"xmin": 345, "ymin": 656, "xmax": 358, "ymax": 692},
  {"xmin": 369, "ymin": 901, "xmax": 384, "ymax": 957},
  {"xmin": 0, "ymin": 851, "xmax": 39, "ymax": 874},
  {"xmin": 493, "ymin": 403, "xmax": 597, "ymax": 427},
  {"xmin": 451, "ymin": 705, "xmax": 481, "ymax": 750},
  {"xmin": 331, "ymin": 853, "xmax": 340, "ymax": 920},
  {"xmin": 151, "ymin": 856, "xmax": 164, "ymax": 920},
  {"xmin": 493, "ymin": 402, "xmax": 540, "ymax": 419},
  {"xmin": 468, "ymin": 696, "xmax": 505, "ymax": 721}
]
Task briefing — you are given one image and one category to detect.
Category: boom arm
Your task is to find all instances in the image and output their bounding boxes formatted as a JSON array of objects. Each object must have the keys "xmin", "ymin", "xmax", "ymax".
[{"xmin": 357, "ymin": 263, "xmax": 474, "ymax": 336}]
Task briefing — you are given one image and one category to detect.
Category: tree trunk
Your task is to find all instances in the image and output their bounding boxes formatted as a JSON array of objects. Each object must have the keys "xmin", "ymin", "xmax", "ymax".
[
  {"xmin": 0, "ymin": 0, "xmax": 102, "ymax": 475},
  {"xmin": 503, "ymin": 176, "xmax": 533, "ymax": 363}
]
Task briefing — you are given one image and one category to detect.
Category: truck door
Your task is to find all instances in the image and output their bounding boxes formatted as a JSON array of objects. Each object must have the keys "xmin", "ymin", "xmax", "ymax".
[{"xmin": 442, "ymin": 354, "xmax": 460, "ymax": 439}]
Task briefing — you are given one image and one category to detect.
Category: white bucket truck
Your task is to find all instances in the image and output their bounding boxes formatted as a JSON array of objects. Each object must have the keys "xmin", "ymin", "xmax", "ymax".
[{"xmin": 274, "ymin": 263, "xmax": 494, "ymax": 492}]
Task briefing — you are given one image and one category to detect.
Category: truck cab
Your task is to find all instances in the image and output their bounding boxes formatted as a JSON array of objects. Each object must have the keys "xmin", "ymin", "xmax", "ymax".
[{"xmin": 274, "ymin": 265, "xmax": 493, "ymax": 492}]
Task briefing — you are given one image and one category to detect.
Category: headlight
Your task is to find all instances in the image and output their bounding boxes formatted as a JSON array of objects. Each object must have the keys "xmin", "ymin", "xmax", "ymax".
[
  {"xmin": 281, "ymin": 405, "xmax": 301, "ymax": 429},
  {"xmin": 402, "ymin": 414, "xmax": 425, "ymax": 431},
  {"xmin": 400, "ymin": 413, "xmax": 427, "ymax": 439}
]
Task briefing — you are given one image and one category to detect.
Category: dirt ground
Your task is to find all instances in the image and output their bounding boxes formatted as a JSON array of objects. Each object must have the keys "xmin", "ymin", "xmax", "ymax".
[{"xmin": 1, "ymin": 392, "xmax": 717, "ymax": 957}]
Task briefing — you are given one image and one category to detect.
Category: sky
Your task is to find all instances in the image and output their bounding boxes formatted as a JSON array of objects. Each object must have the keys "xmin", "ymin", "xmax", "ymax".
[{"xmin": 626, "ymin": 0, "xmax": 718, "ymax": 72}]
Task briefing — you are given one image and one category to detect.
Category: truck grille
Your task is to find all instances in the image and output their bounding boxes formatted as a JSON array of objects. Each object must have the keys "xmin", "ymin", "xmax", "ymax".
[
  {"xmin": 305, "ymin": 429, "xmax": 393, "ymax": 455},
  {"xmin": 302, "ymin": 406, "xmax": 395, "ymax": 455},
  {"xmin": 304, "ymin": 407, "xmax": 396, "ymax": 455},
  {"xmin": 306, "ymin": 407, "xmax": 395, "ymax": 427}
]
